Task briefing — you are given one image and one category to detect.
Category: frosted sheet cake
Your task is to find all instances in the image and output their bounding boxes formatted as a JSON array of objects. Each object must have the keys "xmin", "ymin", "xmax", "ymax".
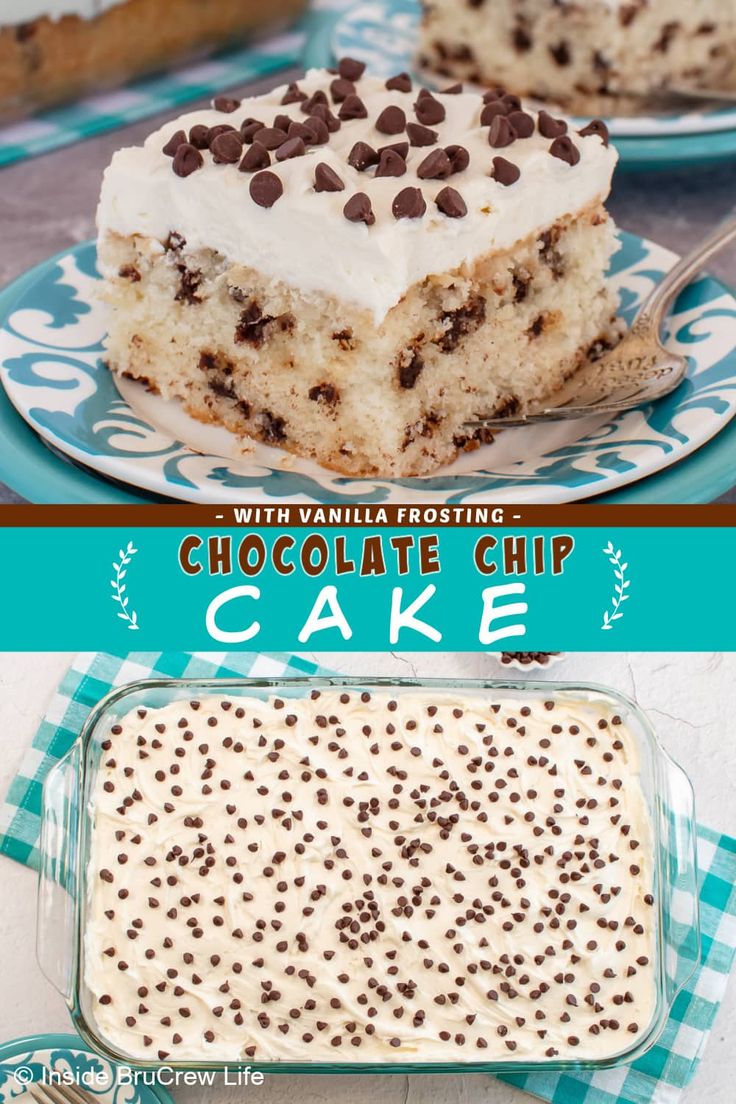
[{"xmin": 85, "ymin": 689, "xmax": 657, "ymax": 1063}]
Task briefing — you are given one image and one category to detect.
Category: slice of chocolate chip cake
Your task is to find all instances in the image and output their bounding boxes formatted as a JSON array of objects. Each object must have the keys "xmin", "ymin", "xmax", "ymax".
[
  {"xmin": 419, "ymin": 0, "xmax": 736, "ymax": 115},
  {"xmin": 97, "ymin": 61, "xmax": 620, "ymax": 478},
  {"xmin": 85, "ymin": 689, "xmax": 657, "ymax": 1063}
]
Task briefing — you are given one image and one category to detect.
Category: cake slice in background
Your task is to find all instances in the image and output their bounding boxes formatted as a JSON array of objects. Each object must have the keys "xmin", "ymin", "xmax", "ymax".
[
  {"xmin": 418, "ymin": 0, "xmax": 736, "ymax": 116},
  {"xmin": 97, "ymin": 63, "xmax": 620, "ymax": 478}
]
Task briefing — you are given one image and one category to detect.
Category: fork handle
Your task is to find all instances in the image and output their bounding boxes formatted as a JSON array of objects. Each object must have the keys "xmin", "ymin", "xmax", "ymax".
[
  {"xmin": 668, "ymin": 84, "xmax": 736, "ymax": 104},
  {"xmin": 639, "ymin": 213, "xmax": 736, "ymax": 330}
]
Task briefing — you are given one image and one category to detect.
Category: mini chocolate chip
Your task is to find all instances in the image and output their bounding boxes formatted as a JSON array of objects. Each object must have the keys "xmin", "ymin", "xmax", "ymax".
[
  {"xmin": 314, "ymin": 163, "xmax": 345, "ymax": 192},
  {"xmin": 302, "ymin": 90, "xmax": 328, "ymax": 115},
  {"xmin": 240, "ymin": 119, "xmax": 264, "ymax": 143},
  {"xmin": 375, "ymin": 106, "xmax": 406, "ymax": 135},
  {"xmin": 480, "ymin": 101, "xmax": 509, "ymax": 125},
  {"xmin": 330, "ymin": 78, "xmax": 355, "ymax": 103},
  {"xmin": 378, "ymin": 140, "xmax": 409, "ymax": 159},
  {"xmin": 538, "ymin": 110, "xmax": 568, "ymax": 139},
  {"xmin": 276, "ymin": 137, "xmax": 306, "ymax": 161},
  {"xmin": 347, "ymin": 141, "xmax": 379, "ymax": 171},
  {"xmin": 163, "ymin": 130, "xmax": 186, "ymax": 157},
  {"xmin": 253, "ymin": 127, "xmax": 289, "ymax": 150},
  {"xmin": 417, "ymin": 149, "xmax": 452, "ymax": 179},
  {"xmin": 239, "ymin": 142, "xmax": 271, "ymax": 173},
  {"xmin": 550, "ymin": 136, "xmax": 581, "ymax": 165},
  {"xmin": 172, "ymin": 144, "xmax": 203, "ymax": 178},
  {"xmin": 281, "ymin": 82, "xmax": 307, "ymax": 105},
  {"xmin": 250, "ymin": 171, "xmax": 283, "ymax": 208},
  {"xmin": 287, "ymin": 121, "xmax": 312, "ymax": 142},
  {"xmin": 312, "ymin": 104, "xmax": 342, "ymax": 132},
  {"xmin": 392, "ymin": 187, "xmax": 426, "ymax": 220},
  {"xmin": 579, "ymin": 119, "xmax": 610, "ymax": 146},
  {"xmin": 344, "ymin": 193, "xmax": 375, "ymax": 226},
  {"xmin": 407, "ymin": 122, "xmax": 438, "ymax": 147},
  {"xmin": 386, "ymin": 72, "xmax": 412, "ymax": 92},
  {"xmin": 491, "ymin": 156, "xmax": 521, "ymax": 186},
  {"xmin": 375, "ymin": 149, "xmax": 407, "ymax": 177},
  {"xmin": 338, "ymin": 57, "xmax": 366, "ymax": 81},
  {"xmin": 435, "ymin": 187, "xmax": 467, "ymax": 218},
  {"xmin": 446, "ymin": 144, "xmax": 470, "ymax": 173},
  {"xmin": 211, "ymin": 131, "xmax": 243, "ymax": 164},
  {"xmin": 207, "ymin": 124, "xmax": 236, "ymax": 147},
  {"xmin": 488, "ymin": 115, "xmax": 516, "ymax": 148},
  {"xmin": 508, "ymin": 111, "xmax": 535, "ymax": 138},
  {"xmin": 309, "ymin": 383, "xmax": 340, "ymax": 405},
  {"xmin": 189, "ymin": 124, "xmax": 210, "ymax": 149},
  {"xmin": 415, "ymin": 92, "xmax": 445, "ymax": 125},
  {"xmin": 303, "ymin": 116, "xmax": 330, "ymax": 145},
  {"xmin": 338, "ymin": 94, "xmax": 368, "ymax": 121},
  {"xmin": 213, "ymin": 95, "xmax": 240, "ymax": 113}
]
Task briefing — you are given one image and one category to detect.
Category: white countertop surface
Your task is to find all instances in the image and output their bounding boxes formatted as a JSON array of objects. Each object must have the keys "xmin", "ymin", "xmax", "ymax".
[{"xmin": 0, "ymin": 651, "xmax": 734, "ymax": 1103}]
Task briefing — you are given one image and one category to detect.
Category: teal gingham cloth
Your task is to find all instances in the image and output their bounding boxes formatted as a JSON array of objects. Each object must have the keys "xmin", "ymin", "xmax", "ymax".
[
  {"xmin": 1, "ymin": 651, "xmax": 735, "ymax": 1104},
  {"xmin": 0, "ymin": 0, "xmax": 351, "ymax": 168}
]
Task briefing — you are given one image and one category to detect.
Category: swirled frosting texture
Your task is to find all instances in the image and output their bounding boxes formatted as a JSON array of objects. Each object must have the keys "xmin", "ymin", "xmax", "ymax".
[{"xmin": 85, "ymin": 689, "xmax": 656, "ymax": 1063}]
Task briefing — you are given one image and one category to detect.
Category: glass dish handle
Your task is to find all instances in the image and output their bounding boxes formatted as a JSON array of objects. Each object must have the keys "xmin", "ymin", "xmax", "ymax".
[
  {"xmin": 37, "ymin": 743, "xmax": 82, "ymax": 1002},
  {"xmin": 659, "ymin": 750, "xmax": 701, "ymax": 1005}
]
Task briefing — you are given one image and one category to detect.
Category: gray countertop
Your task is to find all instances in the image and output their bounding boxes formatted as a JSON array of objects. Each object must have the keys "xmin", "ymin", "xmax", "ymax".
[{"xmin": 0, "ymin": 69, "xmax": 734, "ymax": 503}]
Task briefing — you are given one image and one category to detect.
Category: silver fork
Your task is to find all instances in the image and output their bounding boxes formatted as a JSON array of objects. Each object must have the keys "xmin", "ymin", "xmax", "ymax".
[
  {"xmin": 465, "ymin": 214, "xmax": 736, "ymax": 429},
  {"xmin": 640, "ymin": 83, "xmax": 736, "ymax": 106},
  {"xmin": 27, "ymin": 1077, "xmax": 103, "ymax": 1104},
  {"xmin": 644, "ymin": 84, "xmax": 736, "ymax": 107}
]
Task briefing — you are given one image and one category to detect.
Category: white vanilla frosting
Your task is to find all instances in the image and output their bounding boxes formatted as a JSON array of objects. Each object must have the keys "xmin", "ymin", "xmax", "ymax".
[
  {"xmin": 85, "ymin": 689, "xmax": 656, "ymax": 1064},
  {"xmin": 0, "ymin": 1, "xmax": 124, "ymax": 24},
  {"xmin": 96, "ymin": 68, "xmax": 618, "ymax": 323}
]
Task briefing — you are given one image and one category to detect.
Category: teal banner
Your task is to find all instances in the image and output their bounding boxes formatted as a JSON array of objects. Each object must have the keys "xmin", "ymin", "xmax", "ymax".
[{"xmin": 0, "ymin": 525, "xmax": 729, "ymax": 650}]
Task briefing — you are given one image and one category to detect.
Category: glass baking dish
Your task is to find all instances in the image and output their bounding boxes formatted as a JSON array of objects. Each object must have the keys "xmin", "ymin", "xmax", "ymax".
[
  {"xmin": 37, "ymin": 676, "xmax": 701, "ymax": 1075},
  {"xmin": 0, "ymin": 0, "xmax": 306, "ymax": 123}
]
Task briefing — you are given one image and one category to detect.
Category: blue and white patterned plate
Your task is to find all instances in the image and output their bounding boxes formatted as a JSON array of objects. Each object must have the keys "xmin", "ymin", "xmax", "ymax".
[
  {"xmin": 332, "ymin": 0, "xmax": 736, "ymax": 139},
  {"xmin": 0, "ymin": 1034, "xmax": 174, "ymax": 1104},
  {"xmin": 0, "ymin": 233, "xmax": 735, "ymax": 505}
]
